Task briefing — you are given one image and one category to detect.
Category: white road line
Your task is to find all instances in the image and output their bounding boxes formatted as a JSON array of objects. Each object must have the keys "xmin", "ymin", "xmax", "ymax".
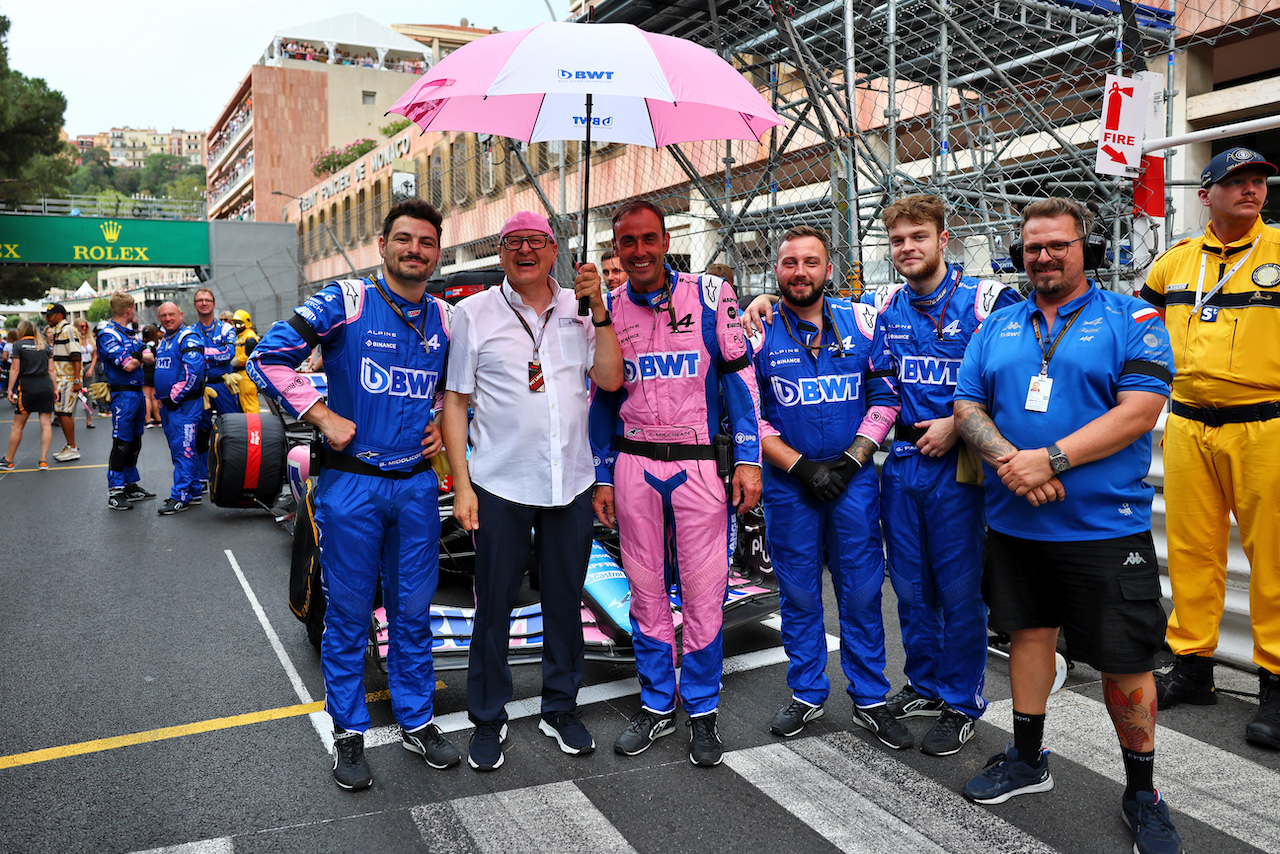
[
  {"xmin": 130, "ymin": 840, "xmax": 234, "ymax": 854},
  {"xmin": 726, "ymin": 735, "xmax": 1058, "ymax": 854},
  {"xmin": 985, "ymin": 692, "xmax": 1280, "ymax": 852},
  {"xmin": 365, "ymin": 628, "xmax": 838, "ymax": 747},
  {"xmin": 411, "ymin": 781, "xmax": 639, "ymax": 854},
  {"xmin": 224, "ymin": 549, "xmax": 331, "ymax": 751}
]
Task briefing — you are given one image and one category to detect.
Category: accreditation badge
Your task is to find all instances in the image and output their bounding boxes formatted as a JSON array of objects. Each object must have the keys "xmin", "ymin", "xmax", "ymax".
[
  {"xmin": 1025, "ymin": 375, "xmax": 1052, "ymax": 412},
  {"xmin": 528, "ymin": 360, "xmax": 546, "ymax": 392}
]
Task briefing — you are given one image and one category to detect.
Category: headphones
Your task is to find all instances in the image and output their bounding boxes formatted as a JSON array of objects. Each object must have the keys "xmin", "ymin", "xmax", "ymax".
[{"xmin": 1009, "ymin": 201, "xmax": 1108, "ymax": 272}]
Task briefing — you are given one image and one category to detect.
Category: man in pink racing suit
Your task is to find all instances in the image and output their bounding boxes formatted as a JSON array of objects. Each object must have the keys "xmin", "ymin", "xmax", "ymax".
[{"xmin": 590, "ymin": 201, "xmax": 762, "ymax": 767}]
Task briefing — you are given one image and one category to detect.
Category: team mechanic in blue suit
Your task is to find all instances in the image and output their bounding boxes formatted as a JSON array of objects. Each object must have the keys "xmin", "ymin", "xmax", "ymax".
[
  {"xmin": 871, "ymin": 195, "xmax": 1021, "ymax": 756},
  {"xmin": 749, "ymin": 225, "xmax": 912, "ymax": 750},
  {"xmin": 249, "ymin": 199, "xmax": 459, "ymax": 791},
  {"xmin": 153, "ymin": 301, "xmax": 206, "ymax": 515},
  {"xmin": 192, "ymin": 288, "xmax": 239, "ymax": 487},
  {"xmin": 97, "ymin": 291, "xmax": 157, "ymax": 510}
]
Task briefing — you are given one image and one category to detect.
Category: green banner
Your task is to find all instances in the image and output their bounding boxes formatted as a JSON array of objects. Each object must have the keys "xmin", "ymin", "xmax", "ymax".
[{"xmin": 0, "ymin": 214, "xmax": 209, "ymax": 266}]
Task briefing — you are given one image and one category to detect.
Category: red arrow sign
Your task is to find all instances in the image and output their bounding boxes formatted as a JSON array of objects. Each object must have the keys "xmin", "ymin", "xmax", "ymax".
[{"xmin": 1101, "ymin": 144, "xmax": 1128, "ymax": 165}]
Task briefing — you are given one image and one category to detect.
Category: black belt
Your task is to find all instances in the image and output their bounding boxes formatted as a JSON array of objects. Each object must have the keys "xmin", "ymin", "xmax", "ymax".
[
  {"xmin": 320, "ymin": 447, "xmax": 433, "ymax": 480},
  {"xmin": 616, "ymin": 435, "xmax": 716, "ymax": 462},
  {"xmin": 206, "ymin": 375, "xmax": 225, "ymax": 386},
  {"xmin": 895, "ymin": 421, "xmax": 926, "ymax": 444},
  {"xmin": 109, "ymin": 384, "xmax": 142, "ymax": 393},
  {"xmin": 1172, "ymin": 399, "xmax": 1280, "ymax": 427}
]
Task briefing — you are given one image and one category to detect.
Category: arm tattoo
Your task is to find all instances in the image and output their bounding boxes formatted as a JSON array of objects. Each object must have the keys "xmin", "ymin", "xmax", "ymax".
[
  {"xmin": 953, "ymin": 399, "xmax": 1017, "ymax": 466},
  {"xmin": 847, "ymin": 434, "xmax": 880, "ymax": 467},
  {"xmin": 1103, "ymin": 677, "xmax": 1156, "ymax": 751}
]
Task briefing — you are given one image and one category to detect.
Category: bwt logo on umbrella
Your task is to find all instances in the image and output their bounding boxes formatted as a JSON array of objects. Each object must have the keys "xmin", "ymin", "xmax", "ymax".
[
  {"xmin": 558, "ymin": 69, "xmax": 616, "ymax": 80},
  {"xmin": 572, "ymin": 116, "xmax": 613, "ymax": 127}
]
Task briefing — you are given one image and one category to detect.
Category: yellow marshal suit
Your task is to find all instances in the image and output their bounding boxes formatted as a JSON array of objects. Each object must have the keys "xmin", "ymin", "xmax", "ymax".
[
  {"xmin": 232, "ymin": 324, "xmax": 260, "ymax": 414},
  {"xmin": 1141, "ymin": 216, "xmax": 1280, "ymax": 672}
]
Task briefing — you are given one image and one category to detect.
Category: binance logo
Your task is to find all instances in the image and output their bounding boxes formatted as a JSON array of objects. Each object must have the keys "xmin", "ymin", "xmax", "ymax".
[{"xmin": 101, "ymin": 220, "xmax": 122, "ymax": 243}]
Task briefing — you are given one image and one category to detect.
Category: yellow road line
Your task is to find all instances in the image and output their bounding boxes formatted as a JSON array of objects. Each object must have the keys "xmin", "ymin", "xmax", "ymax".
[
  {"xmin": 0, "ymin": 463, "xmax": 108, "ymax": 473},
  {"xmin": 0, "ymin": 687, "xmax": 417, "ymax": 771}
]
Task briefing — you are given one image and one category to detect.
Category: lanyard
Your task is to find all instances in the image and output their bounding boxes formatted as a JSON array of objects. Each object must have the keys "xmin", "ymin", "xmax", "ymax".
[
  {"xmin": 779, "ymin": 301, "xmax": 842, "ymax": 357},
  {"xmin": 1194, "ymin": 235, "xmax": 1259, "ymax": 313},
  {"xmin": 503, "ymin": 285, "xmax": 555, "ymax": 361},
  {"xmin": 909, "ymin": 268, "xmax": 961, "ymax": 340},
  {"xmin": 1031, "ymin": 304, "xmax": 1086, "ymax": 377},
  {"xmin": 368, "ymin": 276, "xmax": 430, "ymax": 350}
]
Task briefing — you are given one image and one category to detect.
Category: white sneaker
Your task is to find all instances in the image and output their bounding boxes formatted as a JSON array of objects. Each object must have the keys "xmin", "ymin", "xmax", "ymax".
[{"xmin": 53, "ymin": 445, "xmax": 81, "ymax": 462}]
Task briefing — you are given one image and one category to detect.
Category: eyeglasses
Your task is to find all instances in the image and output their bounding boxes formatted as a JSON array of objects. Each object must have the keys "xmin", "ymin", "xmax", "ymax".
[
  {"xmin": 501, "ymin": 235, "xmax": 550, "ymax": 251},
  {"xmin": 1022, "ymin": 236, "xmax": 1085, "ymax": 260}
]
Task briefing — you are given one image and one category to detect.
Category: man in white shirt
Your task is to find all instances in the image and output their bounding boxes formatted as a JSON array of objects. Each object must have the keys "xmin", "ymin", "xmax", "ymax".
[{"xmin": 442, "ymin": 211, "xmax": 623, "ymax": 771}]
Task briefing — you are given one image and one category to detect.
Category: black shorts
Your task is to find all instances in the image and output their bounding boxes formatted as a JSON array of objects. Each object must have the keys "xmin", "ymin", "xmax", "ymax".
[
  {"xmin": 15, "ymin": 381, "xmax": 54, "ymax": 415},
  {"xmin": 983, "ymin": 528, "xmax": 1167, "ymax": 674}
]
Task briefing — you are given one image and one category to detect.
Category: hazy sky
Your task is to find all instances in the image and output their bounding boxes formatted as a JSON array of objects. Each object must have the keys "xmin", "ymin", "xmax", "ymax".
[{"xmin": 4, "ymin": 1, "xmax": 562, "ymax": 138}]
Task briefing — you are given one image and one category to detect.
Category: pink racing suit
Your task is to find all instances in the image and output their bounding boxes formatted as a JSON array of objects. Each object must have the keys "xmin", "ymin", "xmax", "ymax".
[{"xmin": 590, "ymin": 266, "xmax": 761, "ymax": 716}]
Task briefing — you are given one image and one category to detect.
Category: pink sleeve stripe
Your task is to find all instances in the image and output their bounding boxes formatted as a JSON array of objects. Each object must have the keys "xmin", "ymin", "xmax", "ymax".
[{"xmin": 856, "ymin": 404, "xmax": 899, "ymax": 446}]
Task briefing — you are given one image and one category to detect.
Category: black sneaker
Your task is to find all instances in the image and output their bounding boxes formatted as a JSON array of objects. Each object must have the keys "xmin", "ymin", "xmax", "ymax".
[
  {"xmin": 1247, "ymin": 668, "xmax": 1280, "ymax": 750},
  {"xmin": 770, "ymin": 699, "xmax": 825, "ymax": 737},
  {"xmin": 962, "ymin": 745, "xmax": 1053, "ymax": 804},
  {"xmin": 188, "ymin": 493, "xmax": 203, "ymax": 505},
  {"xmin": 468, "ymin": 722, "xmax": 507, "ymax": 771},
  {"xmin": 885, "ymin": 684, "xmax": 946, "ymax": 719},
  {"xmin": 157, "ymin": 498, "xmax": 189, "ymax": 515},
  {"xmin": 108, "ymin": 491, "xmax": 133, "ymax": 511},
  {"xmin": 1155, "ymin": 654, "xmax": 1216, "ymax": 708},
  {"xmin": 614, "ymin": 708, "xmax": 676, "ymax": 756},
  {"xmin": 688, "ymin": 712, "xmax": 723, "ymax": 767},
  {"xmin": 0, "ymin": 458, "xmax": 12, "ymax": 471},
  {"xmin": 402, "ymin": 723, "xmax": 461, "ymax": 769},
  {"xmin": 1122, "ymin": 790, "xmax": 1185, "ymax": 854},
  {"xmin": 852, "ymin": 703, "xmax": 913, "ymax": 750},
  {"xmin": 332, "ymin": 729, "xmax": 372, "ymax": 790},
  {"xmin": 539, "ymin": 710, "xmax": 596, "ymax": 755},
  {"xmin": 123, "ymin": 483, "xmax": 157, "ymax": 501},
  {"xmin": 921, "ymin": 707, "xmax": 976, "ymax": 756}
]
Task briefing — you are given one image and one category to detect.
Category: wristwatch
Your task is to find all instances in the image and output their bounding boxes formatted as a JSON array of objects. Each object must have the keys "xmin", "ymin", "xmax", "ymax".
[
  {"xmin": 592, "ymin": 313, "xmax": 613, "ymax": 328},
  {"xmin": 1047, "ymin": 443, "xmax": 1071, "ymax": 474}
]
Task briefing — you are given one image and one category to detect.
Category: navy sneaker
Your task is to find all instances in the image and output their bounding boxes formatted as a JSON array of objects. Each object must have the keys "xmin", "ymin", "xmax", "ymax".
[
  {"xmin": 885, "ymin": 684, "xmax": 946, "ymax": 719},
  {"xmin": 962, "ymin": 745, "xmax": 1054, "ymax": 804},
  {"xmin": 402, "ymin": 723, "xmax": 461, "ymax": 769},
  {"xmin": 770, "ymin": 698, "xmax": 825, "ymax": 737},
  {"xmin": 539, "ymin": 710, "xmax": 595, "ymax": 755},
  {"xmin": 852, "ymin": 703, "xmax": 913, "ymax": 750},
  {"xmin": 614, "ymin": 709, "xmax": 676, "ymax": 756},
  {"xmin": 468, "ymin": 722, "xmax": 507, "ymax": 771},
  {"xmin": 332, "ymin": 729, "xmax": 372, "ymax": 790},
  {"xmin": 1122, "ymin": 790, "xmax": 1185, "ymax": 854}
]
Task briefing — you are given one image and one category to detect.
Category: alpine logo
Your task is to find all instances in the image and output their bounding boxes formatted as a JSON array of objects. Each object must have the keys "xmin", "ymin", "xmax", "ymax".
[
  {"xmin": 626, "ymin": 351, "xmax": 700, "ymax": 380},
  {"xmin": 900, "ymin": 355, "xmax": 961, "ymax": 386},
  {"xmin": 1123, "ymin": 551, "xmax": 1147, "ymax": 566},
  {"xmin": 572, "ymin": 116, "xmax": 614, "ymax": 127},
  {"xmin": 559, "ymin": 69, "xmax": 616, "ymax": 80},
  {"xmin": 359, "ymin": 356, "xmax": 438, "ymax": 399},
  {"xmin": 770, "ymin": 374, "xmax": 862, "ymax": 406},
  {"xmin": 941, "ymin": 319, "xmax": 962, "ymax": 337}
]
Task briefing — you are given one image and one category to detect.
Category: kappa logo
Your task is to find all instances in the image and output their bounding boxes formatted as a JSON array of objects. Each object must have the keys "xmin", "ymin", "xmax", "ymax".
[
  {"xmin": 559, "ymin": 69, "xmax": 616, "ymax": 80},
  {"xmin": 1118, "ymin": 502, "xmax": 1134, "ymax": 517},
  {"xmin": 359, "ymin": 357, "xmax": 438, "ymax": 399},
  {"xmin": 1122, "ymin": 551, "xmax": 1146, "ymax": 566}
]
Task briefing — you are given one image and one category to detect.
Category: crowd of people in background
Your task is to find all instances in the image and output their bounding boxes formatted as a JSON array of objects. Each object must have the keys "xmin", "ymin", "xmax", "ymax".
[
  {"xmin": 276, "ymin": 40, "xmax": 428, "ymax": 75},
  {"xmin": 208, "ymin": 97, "xmax": 253, "ymax": 164},
  {"xmin": 209, "ymin": 150, "xmax": 254, "ymax": 205}
]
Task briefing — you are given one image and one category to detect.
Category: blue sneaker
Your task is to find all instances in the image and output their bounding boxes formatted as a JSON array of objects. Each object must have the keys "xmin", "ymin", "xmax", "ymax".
[
  {"xmin": 1123, "ymin": 790, "xmax": 1185, "ymax": 854},
  {"xmin": 962, "ymin": 745, "xmax": 1054, "ymax": 804},
  {"xmin": 539, "ymin": 710, "xmax": 595, "ymax": 755},
  {"xmin": 468, "ymin": 722, "xmax": 507, "ymax": 771}
]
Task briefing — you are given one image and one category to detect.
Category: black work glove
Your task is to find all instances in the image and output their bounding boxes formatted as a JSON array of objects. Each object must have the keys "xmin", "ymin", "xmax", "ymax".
[
  {"xmin": 829, "ymin": 452, "xmax": 862, "ymax": 486},
  {"xmin": 789, "ymin": 454, "xmax": 846, "ymax": 502}
]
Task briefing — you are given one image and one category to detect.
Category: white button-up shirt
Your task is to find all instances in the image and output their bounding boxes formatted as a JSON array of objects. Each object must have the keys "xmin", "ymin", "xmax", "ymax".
[{"xmin": 446, "ymin": 278, "xmax": 598, "ymax": 507}]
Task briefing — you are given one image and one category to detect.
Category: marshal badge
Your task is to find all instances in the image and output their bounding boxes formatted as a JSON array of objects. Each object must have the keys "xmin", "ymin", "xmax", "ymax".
[{"xmin": 1252, "ymin": 263, "xmax": 1280, "ymax": 288}]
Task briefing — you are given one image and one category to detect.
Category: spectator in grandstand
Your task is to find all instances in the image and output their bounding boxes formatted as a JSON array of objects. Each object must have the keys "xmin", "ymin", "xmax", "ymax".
[
  {"xmin": 443, "ymin": 211, "xmax": 622, "ymax": 772},
  {"xmin": 1140, "ymin": 147, "xmax": 1280, "ymax": 751},
  {"xmin": 953, "ymin": 197, "xmax": 1182, "ymax": 854},
  {"xmin": 3, "ymin": 320, "xmax": 55, "ymax": 471}
]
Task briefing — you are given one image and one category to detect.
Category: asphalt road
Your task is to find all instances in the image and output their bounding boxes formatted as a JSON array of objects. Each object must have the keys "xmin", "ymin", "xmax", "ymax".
[{"xmin": 1, "ymin": 413, "xmax": 1277, "ymax": 854}]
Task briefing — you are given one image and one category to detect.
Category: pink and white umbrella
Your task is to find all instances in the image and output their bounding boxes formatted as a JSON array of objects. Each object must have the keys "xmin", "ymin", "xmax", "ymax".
[{"xmin": 387, "ymin": 22, "xmax": 784, "ymax": 147}]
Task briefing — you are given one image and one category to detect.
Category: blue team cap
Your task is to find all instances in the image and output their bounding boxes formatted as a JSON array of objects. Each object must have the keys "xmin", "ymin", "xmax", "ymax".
[{"xmin": 1200, "ymin": 147, "xmax": 1276, "ymax": 188}]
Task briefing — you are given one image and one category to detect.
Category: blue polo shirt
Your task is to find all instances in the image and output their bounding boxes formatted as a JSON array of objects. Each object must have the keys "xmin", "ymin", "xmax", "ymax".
[{"xmin": 953, "ymin": 283, "xmax": 1174, "ymax": 541}]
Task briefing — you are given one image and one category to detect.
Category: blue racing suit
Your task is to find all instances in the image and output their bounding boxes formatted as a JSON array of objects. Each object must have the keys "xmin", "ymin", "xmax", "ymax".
[
  {"xmin": 752, "ymin": 298, "xmax": 900, "ymax": 708},
  {"xmin": 97, "ymin": 320, "xmax": 148, "ymax": 492},
  {"xmin": 249, "ymin": 276, "xmax": 451, "ymax": 734},
  {"xmin": 195, "ymin": 318, "xmax": 238, "ymax": 482},
  {"xmin": 870, "ymin": 266, "xmax": 1020, "ymax": 717},
  {"xmin": 154, "ymin": 324, "xmax": 206, "ymax": 502}
]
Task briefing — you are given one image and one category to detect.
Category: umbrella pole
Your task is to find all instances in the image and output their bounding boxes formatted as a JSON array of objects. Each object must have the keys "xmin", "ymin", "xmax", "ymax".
[{"xmin": 578, "ymin": 93, "xmax": 593, "ymax": 316}]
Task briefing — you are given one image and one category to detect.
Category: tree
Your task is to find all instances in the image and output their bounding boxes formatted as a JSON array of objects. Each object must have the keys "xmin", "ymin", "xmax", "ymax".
[
  {"xmin": 69, "ymin": 147, "xmax": 115, "ymax": 196},
  {"xmin": 86, "ymin": 297, "xmax": 110, "ymax": 323},
  {"xmin": 0, "ymin": 15, "xmax": 71, "ymax": 207}
]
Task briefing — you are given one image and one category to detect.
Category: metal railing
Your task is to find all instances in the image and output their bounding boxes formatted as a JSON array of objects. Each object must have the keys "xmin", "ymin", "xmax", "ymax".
[{"xmin": 0, "ymin": 194, "xmax": 207, "ymax": 221}]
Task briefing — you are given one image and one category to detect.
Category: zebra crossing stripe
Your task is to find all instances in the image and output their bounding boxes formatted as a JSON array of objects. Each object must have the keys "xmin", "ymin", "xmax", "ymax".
[
  {"xmin": 985, "ymin": 692, "xmax": 1280, "ymax": 853},
  {"xmin": 130, "ymin": 840, "xmax": 233, "ymax": 854},
  {"xmin": 725, "ymin": 734, "xmax": 1058, "ymax": 854},
  {"xmin": 411, "ymin": 781, "xmax": 639, "ymax": 854}
]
